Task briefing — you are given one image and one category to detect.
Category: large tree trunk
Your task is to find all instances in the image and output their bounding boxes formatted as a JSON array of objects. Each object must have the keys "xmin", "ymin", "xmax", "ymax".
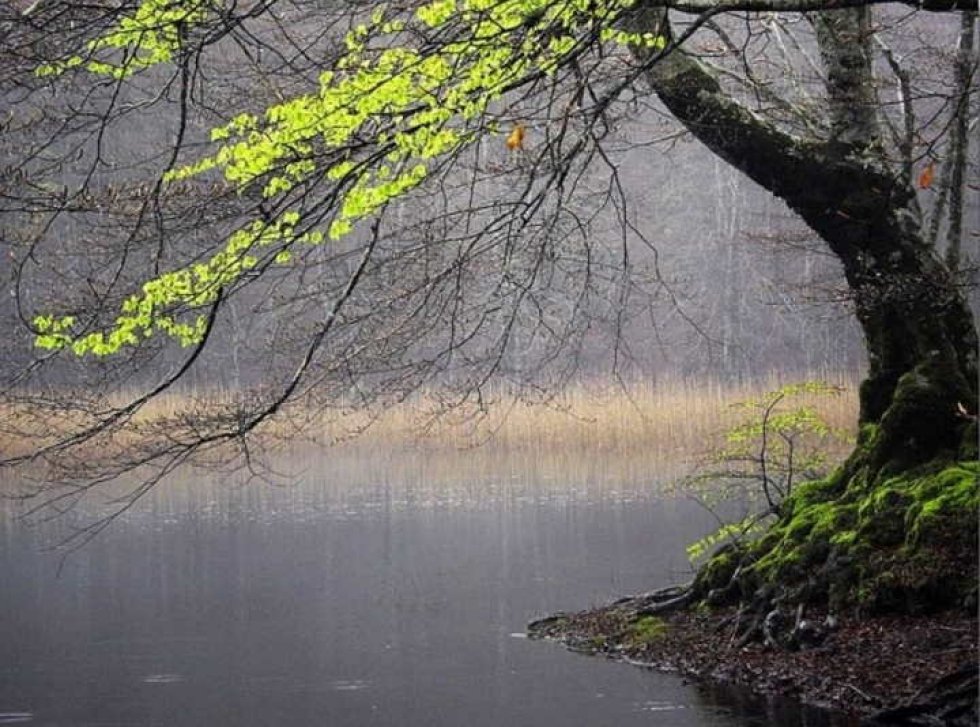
[{"xmin": 629, "ymin": 6, "xmax": 978, "ymax": 478}]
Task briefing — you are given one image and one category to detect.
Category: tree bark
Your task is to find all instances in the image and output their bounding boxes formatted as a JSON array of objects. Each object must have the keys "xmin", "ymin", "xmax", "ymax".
[
  {"xmin": 628, "ymin": 6, "xmax": 978, "ymax": 475},
  {"xmin": 944, "ymin": 11, "xmax": 976, "ymax": 272}
]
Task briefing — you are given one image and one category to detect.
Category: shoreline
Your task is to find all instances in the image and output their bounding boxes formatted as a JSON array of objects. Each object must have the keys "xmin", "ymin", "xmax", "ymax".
[{"xmin": 528, "ymin": 595, "xmax": 978, "ymax": 725}]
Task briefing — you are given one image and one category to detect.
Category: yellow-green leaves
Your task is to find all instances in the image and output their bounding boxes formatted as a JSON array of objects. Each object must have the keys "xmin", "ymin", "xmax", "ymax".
[
  {"xmin": 34, "ymin": 315, "xmax": 76, "ymax": 352},
  {"xmin": 37, "ymin": 0, "xmax": 211, "ymax": 79},
  {"xmin": 680, "ymin": 381, "xmax": 852, "ymax": 563},
  {"xmin": 600, "ymin": 27, "xmax": 666, "ymax": 49},
  {"xmin": 417, "ymin": 0, "xmax": 457, "ymax": 28},
  {"xmin": 686, "ymin": 519, "xmax": 765, "ymax": 564},
  {"xmin": 36, "ymin": 0, "xmax": 652, "ymax": 355},
  {"xmin": 34, "ymin": 214, "xmax": 312, "ymax": 356}
]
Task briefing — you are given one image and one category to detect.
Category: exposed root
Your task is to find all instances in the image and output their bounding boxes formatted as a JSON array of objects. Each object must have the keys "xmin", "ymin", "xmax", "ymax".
[
  {"xmin": 611, "ymin": 583, "xmax": 695, "ymax": 616},
  {"xmin": 527, "ymin": 599, "xmax": 977, "ymax": 721},
  {"xmin": 863, "ymin": 662, "xmax": 978, "ymax": 726}
]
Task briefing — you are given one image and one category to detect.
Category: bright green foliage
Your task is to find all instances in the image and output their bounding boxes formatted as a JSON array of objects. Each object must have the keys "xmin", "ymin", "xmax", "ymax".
[
  {"xmin": 725, "ymin": 382, "xmax": 843, "ymax": 442},
  {"xmin": 718, "ymin": 381, "xmax": 851, "ymax": 487},
  {"xmin": 686, "ymin": 517, "xmax": 765, "ymax": 564},
  {"xmin": 682, "ymin": 381, "xmax": 851, "ymax": 564},
  {"xmin": 35, "ymin": 214, "xmax": 320, "ymax": 355},
  {"xmin": 37, "ymin": 0, "xmax": 211, "ymax": 79},
  {"xmin": 33, "ymin": 0, "xmax": 666, "ymax": 355}
]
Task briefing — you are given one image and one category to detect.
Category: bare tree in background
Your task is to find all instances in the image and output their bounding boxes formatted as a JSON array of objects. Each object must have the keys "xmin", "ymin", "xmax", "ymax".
[{"xmin": 0, "ymin": 0, "xmax": 975, "ymax": 557}]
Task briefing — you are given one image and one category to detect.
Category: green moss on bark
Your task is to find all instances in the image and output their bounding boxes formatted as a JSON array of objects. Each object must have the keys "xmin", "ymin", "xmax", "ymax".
[{"xmin": 700, "ymin": 461, "xmax": 978, "ymax": 613}]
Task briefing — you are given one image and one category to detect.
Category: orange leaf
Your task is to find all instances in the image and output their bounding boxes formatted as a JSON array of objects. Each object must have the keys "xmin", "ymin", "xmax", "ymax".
[
  {"xmin": 918, "ymin": 161, "xmax": 934, "ymax": 189},
  {"xmin": 505, "ymin": 123, "xmax": 525, "ymax": 151}
]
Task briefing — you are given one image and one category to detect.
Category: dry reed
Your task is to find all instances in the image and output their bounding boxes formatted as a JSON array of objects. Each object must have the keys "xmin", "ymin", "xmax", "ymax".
[
  {"xmin": 2, "ymin": 372, "xmax": 861, "ymax": 491},
  {"xmin": 300, "ymin": 372, "xmax": 861, "ymax": 487},
  {"xmin": 323, "ymin": 374, "xmax": 857, "ymax": 449}
]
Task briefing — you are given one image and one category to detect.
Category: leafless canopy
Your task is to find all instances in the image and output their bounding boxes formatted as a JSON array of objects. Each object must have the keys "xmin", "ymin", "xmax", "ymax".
[{"xmin": 0, "ymin": 0, "xmax": 975, "ymax": 540}]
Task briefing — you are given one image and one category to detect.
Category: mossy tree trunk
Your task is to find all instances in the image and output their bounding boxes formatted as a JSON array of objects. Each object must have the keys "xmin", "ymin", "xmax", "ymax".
[{"xmin": 629, "ymin": 6, "xmax": 978, "ymax": 481}]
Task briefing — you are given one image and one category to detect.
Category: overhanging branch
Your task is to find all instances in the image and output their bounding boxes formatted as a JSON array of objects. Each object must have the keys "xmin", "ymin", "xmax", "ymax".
[{"xmin": 660, "ymin": 0, "xmax": 977, "ymax": 13}]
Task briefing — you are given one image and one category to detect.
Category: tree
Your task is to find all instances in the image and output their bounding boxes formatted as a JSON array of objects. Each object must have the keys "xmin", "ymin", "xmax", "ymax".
[
  {"xmin": 683, "ymin": 381, "xmax": 852, "ymax": 567},
  {"xmin": 1, "ymin": 0, "xmax": 976, "ymax": 604},
  {"xmin": 630, "ymin": 5, "xmax": 976, "ymax": 473}
]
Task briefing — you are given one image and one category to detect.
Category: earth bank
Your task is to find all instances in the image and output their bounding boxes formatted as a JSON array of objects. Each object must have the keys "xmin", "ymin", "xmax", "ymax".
[
  {"xmin": 528, "ymin": 460, "xmax": 979, "ymax": 725},
  {"xmin": 528, "ymin": 598, "xmax": 977, "ymax": 724}
]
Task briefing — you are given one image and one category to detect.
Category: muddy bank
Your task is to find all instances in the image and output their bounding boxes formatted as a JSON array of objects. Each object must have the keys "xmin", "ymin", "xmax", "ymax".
[{"xmin": 528, "ymin": 593, "xmax": 977, "ymax": 725}]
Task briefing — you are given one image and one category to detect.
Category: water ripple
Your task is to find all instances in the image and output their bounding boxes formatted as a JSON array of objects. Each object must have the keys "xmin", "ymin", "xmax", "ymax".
[{"xmin": 0, "ymin": 713, "xmax": 33, "ymax": 724}]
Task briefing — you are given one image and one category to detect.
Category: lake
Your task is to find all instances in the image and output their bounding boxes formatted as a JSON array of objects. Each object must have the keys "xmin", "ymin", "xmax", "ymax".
[{"xmin": 0, "ymin": 448, "xmax": 845, "ymax": 726}]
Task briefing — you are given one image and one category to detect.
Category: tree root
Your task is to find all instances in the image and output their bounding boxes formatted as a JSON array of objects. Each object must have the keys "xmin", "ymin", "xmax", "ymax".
[
  {"xmin": 862, "ymin": 662, "xmax": 978, "ymax": 726},
  {"xmin": 610, "ymin": 583, "xmax": 696, "ymax": 617}
]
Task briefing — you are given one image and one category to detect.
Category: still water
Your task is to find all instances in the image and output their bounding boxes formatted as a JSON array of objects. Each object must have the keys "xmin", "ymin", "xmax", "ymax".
[{"xmin": 1, "ymin": 450, "xmax": 843, "ymax": 726}]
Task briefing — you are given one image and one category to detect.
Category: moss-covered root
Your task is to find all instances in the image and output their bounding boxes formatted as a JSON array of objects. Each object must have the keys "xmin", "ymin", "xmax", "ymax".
[
  {"xmin": 527, "ymin": 608, "xmax": 668, "ymax": 657},
  {"xmin": 696, "ymin": 461, "xmax": 979, "ymax": 615}
]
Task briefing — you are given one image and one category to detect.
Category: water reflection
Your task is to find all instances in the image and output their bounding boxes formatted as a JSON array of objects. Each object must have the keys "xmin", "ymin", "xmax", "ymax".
[{"xmin": 0, "ymin": 450, "xmax": 847, "ymax": 726}]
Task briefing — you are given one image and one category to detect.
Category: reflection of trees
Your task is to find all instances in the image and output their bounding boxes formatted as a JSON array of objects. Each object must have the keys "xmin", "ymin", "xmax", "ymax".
[{"xmin": 0, "ymin": 0, "xmax": 975, "ymax": 541}]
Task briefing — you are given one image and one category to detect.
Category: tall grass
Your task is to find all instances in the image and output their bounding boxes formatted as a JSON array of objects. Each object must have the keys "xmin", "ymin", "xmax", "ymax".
[
  {"xmin": 2, "ymin": 371, "xmax": 861, "ymax": 492},
  {"xmin": 323, "ymin": 373, "xmax": 857, "ymax": 449},
  {"xmin": 302, "ymin": 371, "xmax": 861, "ymax": 487}
]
